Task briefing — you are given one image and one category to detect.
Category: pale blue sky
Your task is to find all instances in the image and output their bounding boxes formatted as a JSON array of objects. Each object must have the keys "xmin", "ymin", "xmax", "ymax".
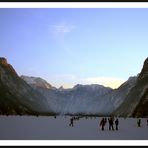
[{"xmin": 0, "ymin": 8, "xmax": 148, "ymax": 88}]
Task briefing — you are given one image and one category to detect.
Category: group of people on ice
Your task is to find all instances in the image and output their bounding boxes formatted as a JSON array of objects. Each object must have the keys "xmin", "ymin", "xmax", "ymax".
[
  {"xmin": 69, "ymin": 115, "xmax": 148, "ymax": 129},
  {"xmin": 100, "ymin": 117, "xmax": 148, "ymax": 130},
  {"xmin": 100, "ymin": 117, "xmax": 119, "ymax": 131}
]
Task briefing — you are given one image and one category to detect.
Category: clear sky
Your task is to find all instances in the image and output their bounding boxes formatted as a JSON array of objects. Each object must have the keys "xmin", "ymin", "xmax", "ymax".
[{"xmin": 0, "ymin": 8, "xmax": 148, "ymax": 89}]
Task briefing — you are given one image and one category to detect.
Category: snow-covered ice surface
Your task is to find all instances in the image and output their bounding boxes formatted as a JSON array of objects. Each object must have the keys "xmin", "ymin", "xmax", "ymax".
[{"xmin": 0, "ymin": 116, "xmax": 147, "ymax": 140}]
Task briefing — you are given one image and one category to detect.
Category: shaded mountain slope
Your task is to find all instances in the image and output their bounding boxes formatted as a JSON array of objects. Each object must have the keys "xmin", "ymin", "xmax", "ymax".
[
  {"xmin": 0, "ymin": 57, "xmax": 51, "ymax": 115},
  {"xmin": 114, "ymin": 57, "xmax": 148, "ymax": 117}
]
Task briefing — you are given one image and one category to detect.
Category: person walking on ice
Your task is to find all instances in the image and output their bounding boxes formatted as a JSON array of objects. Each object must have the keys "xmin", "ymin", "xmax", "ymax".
[
  {"xmin": 100, "ymin": 118, "xmax": 105, "ymax": 131},
  {"xmin": 115, "ymin": 118, "xmax": 119, "ymax": 130},
  {"xmin": 137, "ymin": 118, "xmax": 141, "ymax": 127},
  {"xmin": 69, "ymin": 117, "xmax": 74, "ymax": 127},
  {"xmin": 108, "ymin": 117, "xmax": 114, "ymax": 131}
]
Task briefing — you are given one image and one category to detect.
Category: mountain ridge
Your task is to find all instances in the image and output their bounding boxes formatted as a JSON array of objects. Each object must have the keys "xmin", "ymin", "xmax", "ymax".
[
  {"xmin": 0, "ymin": 56, "xmax": 147, "ymax": 117},
  {"xmin": 114, "ymin": 57, "xmax": 148, "ymax": 117},
  {"xmin": 0, "ymin": 57, "xmax": 52, "ymax": 115}
]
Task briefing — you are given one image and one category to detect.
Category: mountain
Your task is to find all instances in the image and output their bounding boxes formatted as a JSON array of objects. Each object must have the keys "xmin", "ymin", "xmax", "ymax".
[
  {"xmin": 4, "ymin": 55, "xmax": 147, "ymax": 117},
  {"xmin": 22, "ymin": 75, "xmax": 137, "ymax": 116},
  {"xmin": 20, "ymin": 71, "xmax": 139, "ymax": 116},
  {"xmin": 22, "ymin": 77, "xmax": 114, "ymax": 115},
  {"xmin": 114, "ymin": 57, "xmax": 148, "ymax": 117},
  {"xmin": 108, "ymin": 76, "xmax": 137, "ymax": 109},
  {"xmin": 21, "ymin": 75, "xmax": 55, "ymax": 89},
  {"xmin": 0, "ymin": 57, "xmax": 52, "ymax": 115},
  {"xmin": 58, "ymin": 86, "xmax": 65, "ymax": 91}
]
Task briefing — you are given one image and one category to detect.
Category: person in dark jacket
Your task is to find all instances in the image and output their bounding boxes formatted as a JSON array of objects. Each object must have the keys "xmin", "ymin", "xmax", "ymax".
[
  {"xmin": 100, "ymin": 118, "xmax": 105, "ymax": 131},
  {"xmin": 115, "ymin": 118, "xmax": 119, "ymax": 130},
  {"xmin": 69, "ymin": 117, "xmax": 74, "ymax": 127},
  {"xmin": 137, "ymin": 118, "xmax": 141, "ymax": 127},
  {"xmin": 108, "ymin": 117, "xmax": 114, "ymax": 131}
]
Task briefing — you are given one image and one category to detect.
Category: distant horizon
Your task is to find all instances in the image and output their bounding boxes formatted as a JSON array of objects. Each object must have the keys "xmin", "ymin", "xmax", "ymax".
[{"xmin": 0, "ymin": 8, "xmax": 148, "ymax": 89}]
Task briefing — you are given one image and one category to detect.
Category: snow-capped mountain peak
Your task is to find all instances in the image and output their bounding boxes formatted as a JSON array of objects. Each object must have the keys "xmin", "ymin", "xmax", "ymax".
[{"xmin": 20, "ymin": 75, "xmax": 54, "ymax": 89}]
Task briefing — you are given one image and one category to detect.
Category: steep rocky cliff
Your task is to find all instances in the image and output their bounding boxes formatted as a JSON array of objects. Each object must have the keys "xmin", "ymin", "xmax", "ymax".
[
  {"xmin": 0, "ymin": 57, "xmax": 51, "ymax": 115},
  {"xmin": 114, "ymin": 58, "xmax": 148, "ymax": 117}
]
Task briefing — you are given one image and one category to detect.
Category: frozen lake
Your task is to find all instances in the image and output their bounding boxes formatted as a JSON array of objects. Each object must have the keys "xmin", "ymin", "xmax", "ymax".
[{"xmin": 0, "ymin": 116, "xmax": 147, "ymax": 140}]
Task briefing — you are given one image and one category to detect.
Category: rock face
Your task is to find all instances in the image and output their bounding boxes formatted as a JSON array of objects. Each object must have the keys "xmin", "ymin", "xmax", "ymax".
[
  {"xmin": 0, "ymin": 58, "xmax": 17, "ymax": 75},
  {"xmin": 132, "ymin": 58, "xmax": 148, "ymax": 117},
  {"xmin": 0, "ymin": 57, "xmax": 51, "ymax": 115},
  {"xmin": 114, "ymin": 57, "xmax": 148, "ymax": 117},
  {"xmin": 138, "ymin": 58, "xmax": 148, "ymax": 79},
  {"xmin": 0, "ymin": 58, "xmax": 8, "ymax": 65}
]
